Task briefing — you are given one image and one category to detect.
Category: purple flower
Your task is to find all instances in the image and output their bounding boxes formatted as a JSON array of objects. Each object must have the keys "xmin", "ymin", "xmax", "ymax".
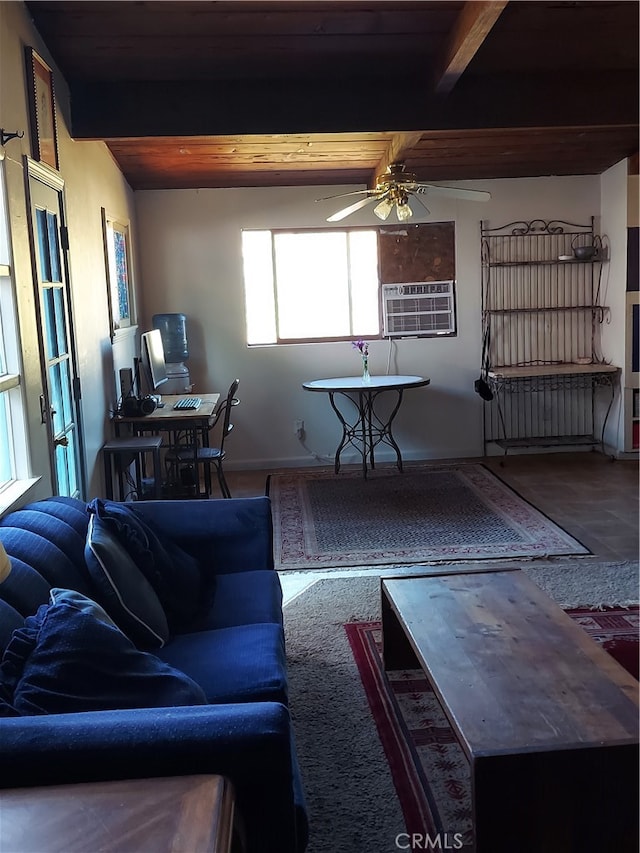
[{"xmin": 352, "ymin": 339, "xmax": 369, "ymax": 356}]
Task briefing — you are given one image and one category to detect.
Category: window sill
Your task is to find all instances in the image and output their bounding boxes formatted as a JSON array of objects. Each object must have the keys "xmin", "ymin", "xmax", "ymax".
[
  {"xmin": 0, "ymin": 477, "xmax": 41, "ymax": 518},
  {"xmin": 111, "ymin": 325, "xmax": 138, "ymax": 344}
]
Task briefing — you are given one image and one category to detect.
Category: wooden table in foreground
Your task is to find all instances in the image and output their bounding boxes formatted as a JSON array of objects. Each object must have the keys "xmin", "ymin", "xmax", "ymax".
[
  {"xmin": 0, "ymin": 774, "xmax": 240, "ymax": 853},
  {"xmin": 381, "ymin": 570, "xmax": 639, "ymax": 853}
]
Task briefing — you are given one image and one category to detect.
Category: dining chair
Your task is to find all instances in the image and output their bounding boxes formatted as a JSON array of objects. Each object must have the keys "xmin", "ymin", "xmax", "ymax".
[{"xmin": 165, "ymin": 379, "xmax": 240, "ymax": 498}]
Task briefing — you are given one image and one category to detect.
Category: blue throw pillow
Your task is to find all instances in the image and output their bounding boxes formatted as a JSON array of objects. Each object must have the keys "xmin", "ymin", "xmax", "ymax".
[
  {"xmin": 84, "ymin": 513, "xmax": 169, "ymax": 649},
  {"xmin": 0, "ymin": 589, "xmax": 207, "ymax": 716},
  {"xmin": 87, "ymin": 499, "xmax": 203, "ymax": 629}
]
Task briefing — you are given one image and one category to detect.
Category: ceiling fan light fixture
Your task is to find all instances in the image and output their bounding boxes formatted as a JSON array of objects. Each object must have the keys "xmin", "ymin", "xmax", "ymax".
[
  {"xmin": 373, "ymin": 197, "xmax": 394, "ymax": 220},
  {"xmin": 396, "ymin": 201, "xmax": 413, "ymax": 221},
  {"xmin": 320, "ymin": 162, "xmax": 490, "ymax": 222}
]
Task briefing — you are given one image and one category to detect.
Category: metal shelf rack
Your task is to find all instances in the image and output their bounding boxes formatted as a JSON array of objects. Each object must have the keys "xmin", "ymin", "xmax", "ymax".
[{"xmin": 480, "ymin": 218, "xmax": 619, "ymax": 459}]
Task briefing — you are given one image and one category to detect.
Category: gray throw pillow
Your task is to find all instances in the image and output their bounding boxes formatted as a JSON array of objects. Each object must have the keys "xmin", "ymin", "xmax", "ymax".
[
  {"xmin": 84, "ymin": 514, "xmax": 169, "ymax": 649},
  {"xmin": 87, "ymin": 498, "xmax": 203, "ymax": 630}
]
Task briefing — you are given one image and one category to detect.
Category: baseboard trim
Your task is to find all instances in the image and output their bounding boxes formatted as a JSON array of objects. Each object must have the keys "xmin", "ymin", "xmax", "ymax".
[{"xmin": 225, "ymin": 448, "xmax": 484, "ymax": 471}]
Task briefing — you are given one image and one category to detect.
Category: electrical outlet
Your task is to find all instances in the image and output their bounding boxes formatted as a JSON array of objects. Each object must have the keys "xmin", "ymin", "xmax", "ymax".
[{"xmin": 294, "ymin": 419, "xmax": 305, "ymax": 439}]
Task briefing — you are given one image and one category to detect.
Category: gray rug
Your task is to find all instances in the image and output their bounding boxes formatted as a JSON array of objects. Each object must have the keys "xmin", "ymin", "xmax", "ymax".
[
  {"xmin": 284, "ymin": 562, "xmax": 638, "ymax": 853},
  {"xmin": 270, "ymin": 463, "xmax": 589, "ymax": 570}
]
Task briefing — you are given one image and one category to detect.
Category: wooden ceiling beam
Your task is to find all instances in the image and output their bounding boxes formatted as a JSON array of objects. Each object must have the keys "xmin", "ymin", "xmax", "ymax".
[
  {"xmin": 433, "ymin": 0, "xmax": 509, "ymax": 95},
  {"xmin": 69, "ymin": 71, "xmax": 638, "ymax": 139},
  {"xmin": 372, "ymin": 132, "xmax": 425, "ymax": 188}
]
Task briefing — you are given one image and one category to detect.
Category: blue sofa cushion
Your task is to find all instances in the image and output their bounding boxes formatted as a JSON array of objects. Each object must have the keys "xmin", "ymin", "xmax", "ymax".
[
  {"xmin": 189, "ymin": 570, "xmax": 283, "ymax": 632},
  {"xmin": 85, "ymin": 514, "xmax": 169, "ymax": 649},
  {"xmin": 87, "ymin": 499, "xmax": 203, "ymax": 630},
  {"xmin": 0, "ymin": 507, "xmax": 87, "ymax": 571},
  {"xmin": 0, "ymin": 556, "xmax": 52, "ymax": 622},
  {"xmin": 0, "ymin": 589, "xmax": 206, "ymax": 716},
  {"xmin": 0, "ymin": 600, "xmax": 23, "ymax": 657},
  {"xmin": 0, "ymin": 526, "xmax": 91, "ymax": 595},
  {"xmin": 24, "ymin": 498, "xmax": 90, "ymax": 538},
  {"xmin": 157, "ymin": 622, "xmax": 288, "ymax": 705}
]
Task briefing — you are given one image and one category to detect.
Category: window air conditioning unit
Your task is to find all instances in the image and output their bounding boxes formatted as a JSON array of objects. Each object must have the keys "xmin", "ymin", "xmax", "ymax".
[{"xmin": 382, "ymin": 281, "xmax": 456, "ymax": 338}]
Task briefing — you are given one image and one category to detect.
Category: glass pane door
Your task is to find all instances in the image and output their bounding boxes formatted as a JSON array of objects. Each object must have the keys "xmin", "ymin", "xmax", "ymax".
[{"xmin": 29, "ymin": 168, "xmax": 84, "ymax": 497}]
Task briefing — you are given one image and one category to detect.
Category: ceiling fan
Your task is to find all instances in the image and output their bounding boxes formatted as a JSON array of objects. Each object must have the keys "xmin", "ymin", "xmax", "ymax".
[{"xmin": 317, "ymin": 163, "xmax": 491, "ymax": 223}]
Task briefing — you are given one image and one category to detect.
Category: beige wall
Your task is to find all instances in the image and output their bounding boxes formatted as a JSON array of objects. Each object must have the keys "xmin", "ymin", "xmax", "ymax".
[
  {"xmin": 1, "ymin": 1, "xmax": 139, "ymax": 500},
  {"xmin": 600, "ymin": 159, "xmax": 630, "ymax": 452},
  {"xmin": 135, "ymin": 175, "xmax": 621, "ymax": 468}
]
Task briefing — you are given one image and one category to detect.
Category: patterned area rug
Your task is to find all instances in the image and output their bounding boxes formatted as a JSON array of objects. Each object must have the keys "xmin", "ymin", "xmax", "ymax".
[
  {"xmin": 269, "ymin": 463, "xmax": 589, "ymax": 570},
  {"xmin": 345, "ymin": 608, "xmax": 639, "ymax": 850}
]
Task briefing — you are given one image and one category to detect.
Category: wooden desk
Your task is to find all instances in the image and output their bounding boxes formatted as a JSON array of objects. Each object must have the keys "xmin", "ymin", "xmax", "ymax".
[
  {"xmin": 381, "ymin": 570, "xmax": 639, "ymax": 853},
  {"xmin": 113, "ymin": 394, "xmax": 220, "ymax": 497},
  {"xmin": 302, "ymin": 375, "xmax": 430, "ymax": 478},
  {"xmin": 113, "ymin": 393, "xmax": 220, "ymax": 434},
  {"xmin": 0, "ymin": 774, "xmax": 240, "ymax": 853}
]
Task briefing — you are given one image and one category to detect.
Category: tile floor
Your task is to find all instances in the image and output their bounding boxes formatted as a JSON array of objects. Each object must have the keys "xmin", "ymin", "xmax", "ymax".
[{"xmin": 223, "ymin": 452, "xmax": 639, "ymax": 604}]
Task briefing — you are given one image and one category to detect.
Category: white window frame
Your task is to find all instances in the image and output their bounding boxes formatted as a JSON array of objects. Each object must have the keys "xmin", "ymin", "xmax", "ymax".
[
  {"xmin": 242, "ymin": 226, "xmax": 381, "ymax": 346},
  {"xmin": 0, "ymin": 162, "xmax": 37, "ymax": 513}
]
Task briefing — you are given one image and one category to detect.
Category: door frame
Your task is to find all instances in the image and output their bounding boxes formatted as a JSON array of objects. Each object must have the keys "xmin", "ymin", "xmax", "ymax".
[{"xmin": 23, "ymin": 156, "xmax": 86, "ymax": 499}]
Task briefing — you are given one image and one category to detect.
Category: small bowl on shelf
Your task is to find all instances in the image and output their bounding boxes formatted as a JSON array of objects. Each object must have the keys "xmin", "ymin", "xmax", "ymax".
[
  {"xmin": 571, "ymin": 234, "xmax": 602, "ymax": 261},
  {"xmin": 573, "ymin": 245, "xmax": 599, "ymax": 261},
  {"xmin": 573, "ymin": 357, "xmax": 593, "ymax": 365}
]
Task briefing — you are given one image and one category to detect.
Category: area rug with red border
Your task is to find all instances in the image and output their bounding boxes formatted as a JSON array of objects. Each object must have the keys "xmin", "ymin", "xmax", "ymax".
[
  {"xmin": 269, "ymin": 463, "xmax": 589, "ymax": 570},
  {"xmin": 344, "ymin": 607, "xmax": 639, "ymax": 850}
]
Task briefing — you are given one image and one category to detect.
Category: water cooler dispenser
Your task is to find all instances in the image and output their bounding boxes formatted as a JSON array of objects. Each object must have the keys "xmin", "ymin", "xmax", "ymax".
[{"xmin": 152, "ymin": 313, "xmax": 192, "ymax": 394}]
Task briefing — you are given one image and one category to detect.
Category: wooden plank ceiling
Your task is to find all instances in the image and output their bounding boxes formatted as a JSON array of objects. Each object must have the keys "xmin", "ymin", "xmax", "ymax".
[{"xmin": 26, "ymin": 1, "xmax": 639, "ymax": 191}]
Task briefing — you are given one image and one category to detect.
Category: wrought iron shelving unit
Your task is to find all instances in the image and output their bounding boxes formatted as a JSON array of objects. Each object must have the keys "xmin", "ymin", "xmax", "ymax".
[{"xmin": 480, "ymin": 218, "xmax": 619, "ymax": 460}]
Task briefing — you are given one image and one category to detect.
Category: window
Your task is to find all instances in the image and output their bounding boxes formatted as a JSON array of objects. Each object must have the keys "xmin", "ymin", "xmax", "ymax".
[
  {"xmin": 0, "ymin": 162, "xmax": 30, "ymax": 499},
  {"xmin": 242, "ymin": 228, "xmax": 380, "ymax": 345},
  {"xmin": 0, "ymin": 312, "xmax": 18, "ymax": 484},
  {"xmin": 242, "ymin": 222, "xmax": 457, "ymax": 345}
]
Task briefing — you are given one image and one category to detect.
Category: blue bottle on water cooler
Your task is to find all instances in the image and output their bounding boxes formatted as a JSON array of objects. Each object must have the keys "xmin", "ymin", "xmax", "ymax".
[{"xmin": 152, "ymin": 313, "xmax": 191, "ymax": 393}]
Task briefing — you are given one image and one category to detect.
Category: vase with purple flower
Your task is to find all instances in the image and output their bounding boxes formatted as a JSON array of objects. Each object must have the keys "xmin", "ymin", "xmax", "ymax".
[{"xmin": 353, "ymin": 340, "xmax": 370, "ymax": 383}]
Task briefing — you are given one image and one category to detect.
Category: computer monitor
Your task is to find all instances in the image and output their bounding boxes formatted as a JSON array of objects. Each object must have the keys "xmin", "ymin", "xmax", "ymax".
[{"xmin": 140, "ymin": 329, "xmax": 168, "ymax": 391}]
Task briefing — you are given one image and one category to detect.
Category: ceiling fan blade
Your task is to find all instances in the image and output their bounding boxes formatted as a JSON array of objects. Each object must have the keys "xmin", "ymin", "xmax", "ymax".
[
  {"xmin": 412, "ymin": 194, "xmax": 431, "ymax": 216},
  {"xmin": 326, "ymin": 195, "xmax": 380, "ymax": 222},
  {"xmin": 316, "ymin": 189, "xmax": 374, "ymax": 202},
  {"xmin": 412, "ymin": 184, "xmax": 491, "ymax": 202}
]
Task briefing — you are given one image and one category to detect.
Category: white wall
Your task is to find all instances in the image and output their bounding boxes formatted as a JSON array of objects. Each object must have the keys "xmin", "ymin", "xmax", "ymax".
[
  {"xmin": 600, "ymin": 159, "xmax": 629, "ymax": 452},
  {"xmin": 1, "ymin": 1, "xmax": 139, "ymax": 499},
  {"xmin": 136, "ymin": 175, "xmax": 610, "ymax": 469}
]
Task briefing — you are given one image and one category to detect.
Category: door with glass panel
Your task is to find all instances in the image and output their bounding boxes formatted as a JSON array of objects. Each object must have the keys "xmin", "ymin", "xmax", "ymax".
[{"xmin": 26, "ymin": 160, "xmax": 84, "ymax": 498}]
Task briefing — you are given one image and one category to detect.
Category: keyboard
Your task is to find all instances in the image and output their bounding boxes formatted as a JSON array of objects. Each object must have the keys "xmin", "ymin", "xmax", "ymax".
[{"xmin": 173, "ymin": 396, "xmax": 202, "ymax": 411}]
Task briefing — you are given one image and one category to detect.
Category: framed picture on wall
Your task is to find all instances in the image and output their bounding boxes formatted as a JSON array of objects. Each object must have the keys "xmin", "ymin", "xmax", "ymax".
[
  {"xmin": 101, "ymin": 209, "xmax": 137, "ymax": 341},
  {"xmin": 25, "ymin": 47, "xmax": 59, "ymax": 170}
]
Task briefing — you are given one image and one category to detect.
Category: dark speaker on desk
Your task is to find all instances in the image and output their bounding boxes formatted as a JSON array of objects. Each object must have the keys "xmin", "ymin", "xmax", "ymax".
[
  {"xmin": 119, "ymin": 368, "xmax": 134, "ymax": 399},
  {"xmin": 122, "ymin": 395, "xmax": 157, "ymax": 417}
]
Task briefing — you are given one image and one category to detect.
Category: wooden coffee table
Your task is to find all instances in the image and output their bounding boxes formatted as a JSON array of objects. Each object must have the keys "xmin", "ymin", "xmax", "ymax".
[
  {"xmin": 0, "ymin": 774, "xmax": 241, "ymax": 852},
  {"xmin": 381, "ymin": 570, "xmax": 639, "ymax": 853}
]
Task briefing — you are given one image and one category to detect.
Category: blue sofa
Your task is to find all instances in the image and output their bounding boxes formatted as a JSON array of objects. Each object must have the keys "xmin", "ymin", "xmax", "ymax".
[{"xmin": 0, "ymin": 495, "xmax": 308, "ymax": 853}]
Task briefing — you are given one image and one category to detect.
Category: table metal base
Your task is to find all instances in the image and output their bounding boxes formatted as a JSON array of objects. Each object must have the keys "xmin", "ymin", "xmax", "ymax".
[
  {"xmin": 329, "ymin": 388, "xmax": 405, "ymax": 478},
  {"xmin": 302, "ymin": 375, "xmax": 430, "ymax": 478}
]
